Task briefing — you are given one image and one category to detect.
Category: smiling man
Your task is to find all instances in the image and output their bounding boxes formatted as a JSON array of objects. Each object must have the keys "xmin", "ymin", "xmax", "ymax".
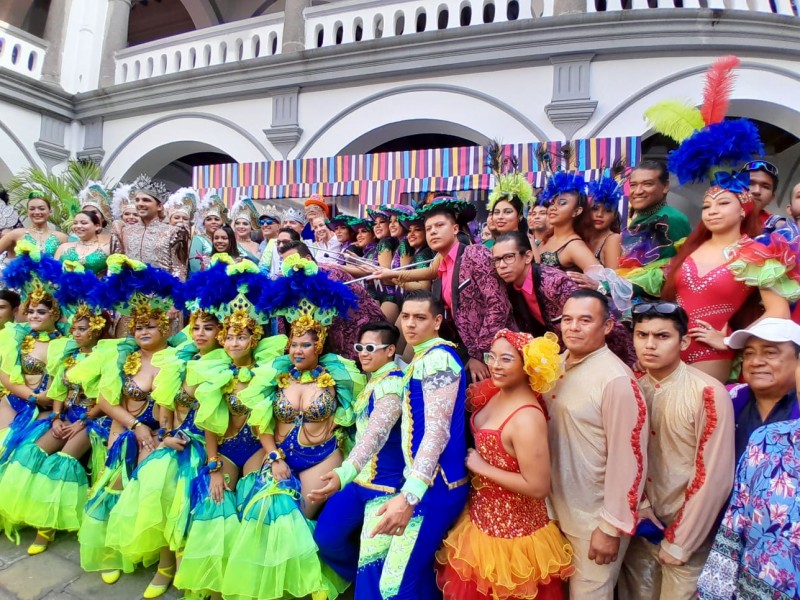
[
  {"xmin": 542, "ymin": 289, "xmax": 648, "ymax": 599},
  {"xmin": 111, "ymin": 174, "xmax": 188, "ymax": 281},
  {"xmin": 723, "ymin": 317, "xmax": 800, "ymax": 461},
  {"xmin": 618, "ymin": 302, "xmax": 733, "ymax": 600},
  {"xmin": 620, "ymin": 161, "xmax": 691, "ymax": 301}
]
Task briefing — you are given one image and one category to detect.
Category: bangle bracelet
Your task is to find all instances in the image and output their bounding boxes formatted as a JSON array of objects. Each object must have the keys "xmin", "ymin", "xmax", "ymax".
[
  {"xmin": 129, "ymin": 419, "xmax": 141, "ymax": 430},
  {"xmin": 79, "ymin": 413, "xmax": 88, "ymax": 422},
  {"xmin": 28, "ymin": 394, "xmax": 38, "ymax": 404},
  {"xmin": 49, "ymin": 412, "xmax": 62, "ymax": 422},
  {"xmin": 266, "ymin": 448, "xmax": 286, "ymax": 465}
]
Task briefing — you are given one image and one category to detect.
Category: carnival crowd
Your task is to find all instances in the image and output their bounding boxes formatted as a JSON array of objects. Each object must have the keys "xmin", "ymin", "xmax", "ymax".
[{"xmin": 0, "ymin": 56, "xmax": 798, "ymax": 600}]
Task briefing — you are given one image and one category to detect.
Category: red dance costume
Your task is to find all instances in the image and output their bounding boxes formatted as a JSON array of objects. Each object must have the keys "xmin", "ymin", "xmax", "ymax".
[
  {"xmin": 436, "ymin": 388, "xmax": 573, "ymax": 600},
  {"xmin": 675, "ymin": 257, "xmax": 752, "ymax": 364}
]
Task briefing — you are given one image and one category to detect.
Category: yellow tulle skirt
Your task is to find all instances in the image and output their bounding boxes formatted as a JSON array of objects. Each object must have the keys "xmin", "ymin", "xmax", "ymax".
[{"xmin": 436, "ymin": 512, "xmax": 574, "ymax": 600}]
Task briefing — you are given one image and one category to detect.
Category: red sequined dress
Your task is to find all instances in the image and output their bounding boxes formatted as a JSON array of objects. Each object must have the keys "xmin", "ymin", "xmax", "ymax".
[
  {"xmin": 675, "ymin": 257, "xmax": 752, "ymax": 364},
  {"xmin": 435, "ymin": 385, "xmax": 573, "ymax": 600}
]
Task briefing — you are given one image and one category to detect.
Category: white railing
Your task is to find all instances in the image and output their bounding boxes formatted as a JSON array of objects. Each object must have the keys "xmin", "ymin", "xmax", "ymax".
[
  {"xmin": 0, "ymin": 21, "xmax": 47, "ymax": 80},
  {"xmin": 114, "ymin": 13, "xmax": 283, "ymax": 85},
  {"xmin": 111, "ymin": 0, "xmax": 798, "ymax": 84}
]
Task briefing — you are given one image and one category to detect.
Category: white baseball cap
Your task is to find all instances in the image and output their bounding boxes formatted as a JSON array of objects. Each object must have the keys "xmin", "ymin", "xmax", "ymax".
[{"xmin": 724, "ymin": 317, "xmax": 800, "ymax": 349}]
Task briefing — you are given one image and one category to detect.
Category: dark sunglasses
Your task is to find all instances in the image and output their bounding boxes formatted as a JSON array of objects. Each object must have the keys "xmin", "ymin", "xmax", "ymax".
[
  {"xmin": 632, "ymin": 302, "xmax": 680, "ymax": 315},
  {"xmin": 259, "ymin": 218, "xmax": 277, "ymax": 225},
  {"xmin": 743, "ymin": 160, "xmax": 779, "ymax": 178}
]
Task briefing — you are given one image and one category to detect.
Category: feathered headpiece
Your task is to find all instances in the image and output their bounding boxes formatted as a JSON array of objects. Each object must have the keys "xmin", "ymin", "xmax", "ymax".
[
  {"xmin": 644, "ymin": 55, "xmax": 764, "ymax": 197},
  {"xmin": 3, "ymin": 240, "xmax": 64, "ymax": 319},
  {"xmin": 131, "ymin": 174, "xmax": 169, "ymax": 204},
  {"xmin": 0, "ymin": 200, "xmax": 21, "ymax": 230},
  {"xmin": 416, "ymin": 195, "xmax": 472, "ymax": 220},
  {"xmin": 78, "ymin": 181, "xmax": 112, "ymax": 224},
  {"xmin": 111, "ymin": 183, "xmax": 136, "ymax": 220},
  {"xmin": 55, "ymin": 260, "xmax": 107, "ymax": 334},
  {"xmin": 261, "ymin": 254, "xmax": 358, "ymax": 353},
  {"xmin": 486, "ymin": 140, "xmax": 535, "ymax": 212},
  {"xmin": 96, "ymin": 255, "xmax": 181, "ymax": 335},
  {"xmin": 180, "ymin": 254, "xmax": 272, "ymax": 344},
  {"xmin": 540, "ymin": 172, "xmax": 587, "ymax": 204},
  {"xmin": 366, "ymin": 206, "xmax": 391, "ymax": 220},
  {"xmin": 535, "ymin": 142, "xmax": 588, "ymax": 204},
  {"xmin": 587, "ymin": 159, "xmax": 627, "ymax": 212},
  {"xmin": 493, "ymin": 330, "xmax": 563, "ymax": 394},
  {"xmin": 230, "ymin": 196, "xmax": 259, "ymax": 229},
  {"xmin": 195, "ymin": 190, "xmax": 228, "ymax": 231},
  {"xmin": 327, "ymin": 214, "xmax": 360, "ymax": 230},
  {"xmin": 165, "ymin": 187, "xmax": 198, "ymax": 221}
]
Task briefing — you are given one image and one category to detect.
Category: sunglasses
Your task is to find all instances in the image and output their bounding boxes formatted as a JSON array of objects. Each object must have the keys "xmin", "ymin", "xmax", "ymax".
[
  {"xmin": 354, "ymin": 343, "xmax": 390, "ymax": 353},
  {"xmin": 632, "ymin": 302, "xmax": 680, "ymax": 315},
  {"xmin": 743, "ymin": 160, "xmax": 779, "ymax": 178},
  {"xmin": 259, "ymin": 218, "xmax": 277, "ymax": 225}
]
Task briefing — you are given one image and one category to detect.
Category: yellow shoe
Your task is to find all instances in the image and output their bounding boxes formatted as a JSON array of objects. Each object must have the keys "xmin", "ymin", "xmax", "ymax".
[
  {"xmin": 143, "ymin": 565, "xmax": 175, "ymax": 599},
  {"xmin": 101, "ymin": 570, "xmax": 121, "ymax": 585},
  {"xmin": 26, "ymin": 529, "xmax": 54, "ymax": 555}
]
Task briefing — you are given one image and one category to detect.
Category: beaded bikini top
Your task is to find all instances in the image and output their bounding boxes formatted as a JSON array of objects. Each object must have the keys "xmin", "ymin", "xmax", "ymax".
[
  {"xmin": 123, "ymin": 375, "xmax": 151, "ymax": 403},
  {"xmin": 21, "ymin": 353, "xmax": 47, "ymax": 375},
  {"xmin": 274, "ymin": 387, "xmax": 336, "ymax": 424}
]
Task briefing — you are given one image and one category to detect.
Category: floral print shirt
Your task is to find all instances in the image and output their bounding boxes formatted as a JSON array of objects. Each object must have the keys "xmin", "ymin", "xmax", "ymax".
[{"xmin": 697, "ymin": 420, "xmax": 800, "ymax": 600}]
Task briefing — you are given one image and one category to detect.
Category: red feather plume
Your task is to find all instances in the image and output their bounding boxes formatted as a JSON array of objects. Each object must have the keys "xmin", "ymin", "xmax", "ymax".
[{"xmin": 701, "ymin": 55, "xmax": 741, "ymax": 126}]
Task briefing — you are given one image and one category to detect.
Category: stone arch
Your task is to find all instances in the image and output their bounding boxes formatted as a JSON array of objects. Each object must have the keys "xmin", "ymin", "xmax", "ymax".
[
  {"xmin": 102, "ymin": 113, "xmax": 273, "ymax": 182},
  {"xmin": 337, "ymin": 119, "xmax": 490, "ymax": 156},
  {"xmin": 0, "ymin": 119, "xmax": 40, "ymax": 183},
  {"xmin": 296, "ymin": 83, "xmax": 548, "ymax": 158}
]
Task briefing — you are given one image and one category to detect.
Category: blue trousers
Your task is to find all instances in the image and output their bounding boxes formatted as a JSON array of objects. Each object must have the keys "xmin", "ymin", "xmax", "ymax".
[{"xmin": 315, "ymin": 478, "xmax": 468, "ymax": 600}]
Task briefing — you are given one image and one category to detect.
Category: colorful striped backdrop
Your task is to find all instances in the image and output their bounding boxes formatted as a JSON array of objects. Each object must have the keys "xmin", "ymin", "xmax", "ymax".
[{"xmin": 192, "ymin": 137, "xmax": 641, "ymax": 208}]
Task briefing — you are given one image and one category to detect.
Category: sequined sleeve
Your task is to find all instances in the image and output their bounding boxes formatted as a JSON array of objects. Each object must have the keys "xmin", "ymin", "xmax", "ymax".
[
  {"xmin": 346, "ymin": 378, "xmax": 403, "ymax": 474},
  {"xmin": 403, "ymin": 365, "xmax": 460, "ymax": 498}
]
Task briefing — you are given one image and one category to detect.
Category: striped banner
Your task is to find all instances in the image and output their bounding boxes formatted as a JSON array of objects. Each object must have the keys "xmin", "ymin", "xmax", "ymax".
[{"xmin": 193, "ymin": 137, "xmax": 640, "ymax": 207}]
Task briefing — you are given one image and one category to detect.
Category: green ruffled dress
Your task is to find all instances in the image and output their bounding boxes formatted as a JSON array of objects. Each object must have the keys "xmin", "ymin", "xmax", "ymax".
[
  {"xmin": 217, "ymin": 353, "xmax": 365, "ymax": 600},
  {"xmin": 173, "ymin": 335, "xmax": 286, "ymax": 598},
  {"xmin": 0, "ymin": 337, "xmax": 108, "ymax": 538}
]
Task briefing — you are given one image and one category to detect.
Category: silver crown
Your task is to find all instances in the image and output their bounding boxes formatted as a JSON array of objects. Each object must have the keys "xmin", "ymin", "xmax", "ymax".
[
  {"xmin": 131, "ymin": 174, "xmax": 169, "ymax": 203},
  {"xmin": 281, "ymin": 206, "xmax": 307, "ymax": 225}
]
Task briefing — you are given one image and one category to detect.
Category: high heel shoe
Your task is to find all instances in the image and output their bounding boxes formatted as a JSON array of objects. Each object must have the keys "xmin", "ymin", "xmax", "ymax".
[
  {"xmin": 143, "ymin": 564, "xmax": 176, "ymax": 599},
  {"xmin": 101, "ymin": 570, "xmax": 121, "ymax": 585},
  {"xmin": 27, "ymin": 529, "xmax": 54, "ymax": 555}
]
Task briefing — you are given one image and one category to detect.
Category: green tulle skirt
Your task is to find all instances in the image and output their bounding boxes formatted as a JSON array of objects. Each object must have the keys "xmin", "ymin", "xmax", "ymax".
[
  {"xmin": 0, "ymin": 444, "xmax": 88, "ymax": 532},
  {"xmin": 220, "ymin": 472, "xmax": 347, "ymax": 600}
]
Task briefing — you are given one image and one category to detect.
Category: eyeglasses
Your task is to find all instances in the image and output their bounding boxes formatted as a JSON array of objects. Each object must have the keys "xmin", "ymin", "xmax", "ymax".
[
  {"xmin": 491, "ymin": 252, "xmax": 521, "ymax": 267},
  {"xmin": 743, "ymin": 160, "xmax": 779, "ymax": 178},
  {"xmin": 632, "ymin": 302, "xmax": 680, "ymax": 315},
  {"xmin": 259, "ymin": 218, "xmax": 277, "ymax": 226},
  {"xmin": 354, "ymin": 343, "xmax": 390, "ymax": 353},
  {"xmin": 483, "ymin": 352, "xmax": 517, "ymax": 366}
]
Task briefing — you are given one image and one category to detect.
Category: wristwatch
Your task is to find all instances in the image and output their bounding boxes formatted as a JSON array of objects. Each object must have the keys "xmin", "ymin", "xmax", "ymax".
[{"xmin": 402, "ymin": 491, "xmax": 420, "ymax": 506}]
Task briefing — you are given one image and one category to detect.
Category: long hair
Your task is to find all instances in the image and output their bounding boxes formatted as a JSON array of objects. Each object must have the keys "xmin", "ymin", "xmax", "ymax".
[
  {"xmin": 662, "ymin": 208, "xmax": 761, "ymax": 300},
  {"xmin": 212, "ymin": 225, "xmax": 240, "ymax": 259},
  {"xmin": 543, "ymin": 190, "xmax": 592, "ymax": 244},
  {"xmin": 493, "ymin": 197, "xmax": 529, "ymax": 235}
]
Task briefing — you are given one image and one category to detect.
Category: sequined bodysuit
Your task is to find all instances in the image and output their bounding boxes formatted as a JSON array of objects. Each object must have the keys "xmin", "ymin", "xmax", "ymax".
[
  {"xmin": 59, "ymin": 247, "xmax": 108, "ymax": 275},
  {"xmin": 23, "ymin": 232, "xmax": 61, "ymax": 256},
  {"xmin": 470, "ymin": 405, "xmax": 550, "ymax": 538},
  {"xmin": 274, "ymin": 384, "xmax": 339, "ymax": 472},
  {"xmin": 122, "ymin": 376, "xmax": 159, "ymax": 429},
  {"xmin": 676, "ymin": 257, "xmax": 751, "ymax": 364}
]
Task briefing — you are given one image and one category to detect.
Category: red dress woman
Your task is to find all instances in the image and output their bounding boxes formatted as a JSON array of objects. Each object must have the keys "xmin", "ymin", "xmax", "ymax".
[{"xmin": 436, "ymin": 330, "xmax": 573, "ymax": 600}]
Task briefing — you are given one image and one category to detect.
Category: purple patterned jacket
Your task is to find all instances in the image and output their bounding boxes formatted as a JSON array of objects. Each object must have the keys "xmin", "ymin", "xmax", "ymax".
[{"xmin": 432, "ymin": 243, "xmax": 512, "ymax": 361}]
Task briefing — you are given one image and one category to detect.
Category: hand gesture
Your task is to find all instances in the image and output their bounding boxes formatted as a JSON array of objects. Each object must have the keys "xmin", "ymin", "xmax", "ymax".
[{"xmin": 307, "ymin": 470, "xmax": 341, "ymax": 503}]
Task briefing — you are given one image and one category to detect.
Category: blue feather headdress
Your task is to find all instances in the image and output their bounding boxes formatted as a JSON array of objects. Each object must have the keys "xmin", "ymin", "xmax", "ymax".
[
  {"xmin": 97, "ymin": 255, "xmax": 181, "ymax": 315},
  {"xmin": 540, "ymin": 172, "xmax": 587, "ymax": 204},
  {"xmin": 645, "ymin": 55, "xmax": 764, "ymax": 196},
  {"xmin": 260, "ymin": 254, "xmax": 357, "ymax": 352}
]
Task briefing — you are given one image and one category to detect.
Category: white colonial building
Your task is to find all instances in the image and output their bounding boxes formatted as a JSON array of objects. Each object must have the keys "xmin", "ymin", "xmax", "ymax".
[{"xmin": 2, "ymin": 0, "xmax": 800, "ymax": 217}]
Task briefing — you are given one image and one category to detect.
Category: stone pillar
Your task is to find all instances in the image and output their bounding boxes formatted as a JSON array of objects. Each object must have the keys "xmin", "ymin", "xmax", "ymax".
[
  {"xmin": 98, "ymin": 0, "xmax": 132, "ymax": 88},
  {"xmin": 40, "ymin": 0, "xmax": 70, "ymax": 85},
  {"xmin": 544, "ymin": 54, "xmax": 598, "ymax": 139},
  {"xmin": 282, "ymin": 0, "xmax": 311, "ymax": 54},
  {"xmin": 554, "ymin": 0, "xmax": 587, "ymax": 14}
]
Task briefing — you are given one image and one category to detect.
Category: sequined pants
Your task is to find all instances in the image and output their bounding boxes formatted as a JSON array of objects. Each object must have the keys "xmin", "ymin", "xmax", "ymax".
[
  {"xmin": 617, "ymin": 535, "xmax": 709, "ymax": 600},
  {"xmin": 564, "ymin": 532, "xmax": 630, "ymax": 600}
]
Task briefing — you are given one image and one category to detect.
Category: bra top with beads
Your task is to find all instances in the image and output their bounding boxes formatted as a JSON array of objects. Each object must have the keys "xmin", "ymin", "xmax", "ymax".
[
  {"xmin": 65, "ymin": 381, "xmax": 93, "ymax": 408},
  {"xmin": 123, "ymin": 375, "xmax": 151, "ymax": 403},
  {"xmin": 274, "ymin": 387, "xmax": 336, "ymax": 424},
  {"xmin": 226, "ymin": 392, "xmax": 250, "ymax": 417},
  {"xmin": 23, "ymin": 232, "xmax": 62, "ymax": 256},
  {"xmin": 175, "ymin": 387, "xmax": 198, "ymax": 409},
  {"xmin": 21, "ymin": 353, "xmax": 47, "ymax": 375}
]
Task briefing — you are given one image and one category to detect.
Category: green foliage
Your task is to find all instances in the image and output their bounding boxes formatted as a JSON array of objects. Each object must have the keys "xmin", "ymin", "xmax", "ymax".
[{"xmin": 5, "ymin": 161, "xmax": 110, "ymax": 231}]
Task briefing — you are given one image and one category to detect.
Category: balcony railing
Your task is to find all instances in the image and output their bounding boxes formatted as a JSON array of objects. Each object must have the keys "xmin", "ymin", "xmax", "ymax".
[
  {"xmin": 0, "ymin": 21, "xmax": 47, "ymax": 80},
  {"xmin": 113, "ymin": 0, "xmax": 798, "ymax": 85},
  {"xmin": 114, "ymin": 13, "xmax": 283, "ymax": 85}
]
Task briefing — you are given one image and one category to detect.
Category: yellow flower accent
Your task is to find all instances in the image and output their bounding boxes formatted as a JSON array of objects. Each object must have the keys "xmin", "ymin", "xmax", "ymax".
[
  {"xmin": 316, "ymin": 373, "xmax": 335, "ymax": 389},
  {"xmin": 14, "ymin": 239, "xmax": 40, "ymax": 261},
  {"xmin": 123, "ymin": 351, "xmax": 142, "ymax": 376},
  {"xmin": 63, "ymin": 355, "xmax": 77, "ymax": 370},
  {"xmin": 106, "ymin": 254, "xmax": 147, "ymax": 274},
  {"xmin": 21, "ymin": 335, "xmax": 36, "ymax": 355},
  {"xmin": 521, "ymin": 332, "xmax": 564, "ymax": 393},
  {"xmin": 61, "ymin": 260, "xmax": 85, "ymax": 274},
  {"xmin": 277, "ymin": 372, "xmax": 292, "ymax": 389}
]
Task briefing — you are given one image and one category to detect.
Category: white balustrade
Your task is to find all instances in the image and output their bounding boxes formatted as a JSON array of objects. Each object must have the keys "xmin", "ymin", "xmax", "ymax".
[
  {"xmin": 0, "ymin": 21, "xmax": 47, "ymax": 80},
  {"xmin": 110, "ymin": 0, "xmax": 797, "ymax": 85},
  {"xmin": 114, "ymin": 13, "xmax": 283, "ymax": 85}
]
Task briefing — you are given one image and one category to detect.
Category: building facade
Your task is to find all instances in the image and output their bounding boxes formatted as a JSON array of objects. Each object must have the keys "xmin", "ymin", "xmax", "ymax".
[{"xmin": 1, "ymin": 0, "xmax": 799, "ymax": 218}]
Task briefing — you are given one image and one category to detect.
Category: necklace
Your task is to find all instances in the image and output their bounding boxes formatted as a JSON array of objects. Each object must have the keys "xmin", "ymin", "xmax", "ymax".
[
  {"xmin": 277, "ymin": 366, "xmax": 334, "ymax": 389},
  {"xmin": 21, "ymin": 330, "xmax": 61, "ymax": 354}
]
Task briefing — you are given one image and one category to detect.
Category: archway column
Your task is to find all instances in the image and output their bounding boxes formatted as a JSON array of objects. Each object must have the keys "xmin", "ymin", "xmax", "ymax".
[{"xmin": 99, "ymin": 0, "xmax": 133, "ymax": 88}]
